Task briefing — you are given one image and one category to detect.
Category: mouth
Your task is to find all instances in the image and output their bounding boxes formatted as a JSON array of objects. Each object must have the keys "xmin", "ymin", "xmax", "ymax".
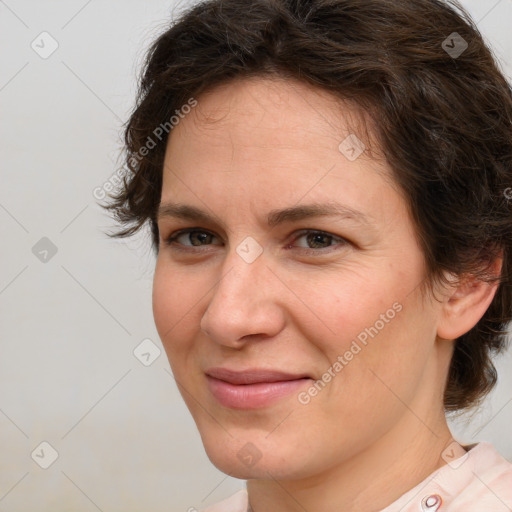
[{"xmin": 205, "ymin": 367, "xmax": 313, "ymax": 409}]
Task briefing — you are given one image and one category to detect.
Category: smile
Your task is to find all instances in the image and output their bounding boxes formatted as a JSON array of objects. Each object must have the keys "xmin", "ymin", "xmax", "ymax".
[{"xmin": 205, "ymin": 368, "xmax": 313, "ymax": 409}]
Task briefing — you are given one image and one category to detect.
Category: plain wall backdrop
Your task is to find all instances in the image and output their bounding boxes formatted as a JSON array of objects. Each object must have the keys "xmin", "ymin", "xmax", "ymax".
[{"xmin": 1, "ymin": 0, "xmax": 511, "ymax": 511}]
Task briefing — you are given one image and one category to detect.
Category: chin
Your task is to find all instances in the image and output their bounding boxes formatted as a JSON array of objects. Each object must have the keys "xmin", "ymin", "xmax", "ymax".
[
  {"xmin": 200, "ymin": 430, "xmax": 317, "ymax": 481},
  {"xmin": 206, "ymin": 451, "xmax": 292, "ymax": 480}
]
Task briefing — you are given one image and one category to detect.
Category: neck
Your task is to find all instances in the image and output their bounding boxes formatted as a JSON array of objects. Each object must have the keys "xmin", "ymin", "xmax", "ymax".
[{"xmin": 247, "ymin": 407, "xmax": 453, "ymax": 512}]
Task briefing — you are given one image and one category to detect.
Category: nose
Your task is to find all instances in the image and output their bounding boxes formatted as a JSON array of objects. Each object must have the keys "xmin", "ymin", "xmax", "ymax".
[{"xmin": 200, "ymin": 248, "xmax": 286, "ymax": 348}]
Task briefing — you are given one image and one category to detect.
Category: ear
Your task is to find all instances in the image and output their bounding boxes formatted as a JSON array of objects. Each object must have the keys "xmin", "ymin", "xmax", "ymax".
[{"xmin": 437, "ymin": 255, "xmax": 503, "ymax": 340}]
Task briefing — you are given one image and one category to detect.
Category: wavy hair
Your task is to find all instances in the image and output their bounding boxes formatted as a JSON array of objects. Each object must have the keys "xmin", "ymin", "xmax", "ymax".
[{"xmin": 103, "ymin": 0, "xmax": 512, "ymax": 411}]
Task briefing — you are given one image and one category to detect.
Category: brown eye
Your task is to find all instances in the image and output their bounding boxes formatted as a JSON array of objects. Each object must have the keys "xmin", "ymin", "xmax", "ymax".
[
  {"xmin": 165, "ymin": 229, "xmax": 221, "ymax": 247},
  {"xmin": 305, "ymin": 232, "xmax": 334, "ymax": 249},
  {"xmin": 186, "ymin": 231, "xmax": 214, "ymax": 246},
  {"xmin": 292, "ymin": 230, "xmax": 348, "ymax": 251}
]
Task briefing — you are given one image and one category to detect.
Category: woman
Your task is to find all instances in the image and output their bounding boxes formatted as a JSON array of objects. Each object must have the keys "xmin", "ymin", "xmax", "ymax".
[{"xmin": 104, "ymin": 0, "xmax": 512, "ymax": 510}]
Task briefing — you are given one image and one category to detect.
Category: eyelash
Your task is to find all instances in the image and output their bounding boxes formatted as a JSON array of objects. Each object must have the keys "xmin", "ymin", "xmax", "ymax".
[{"xmin": 162, "ymin": 228, "xmax": 349, "ymax": 255}]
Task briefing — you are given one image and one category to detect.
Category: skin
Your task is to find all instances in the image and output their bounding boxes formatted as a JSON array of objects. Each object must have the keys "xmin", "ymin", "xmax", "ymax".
[{"xmin": 152, "ymin": 77, "xmax": 500, "ymax": 512}]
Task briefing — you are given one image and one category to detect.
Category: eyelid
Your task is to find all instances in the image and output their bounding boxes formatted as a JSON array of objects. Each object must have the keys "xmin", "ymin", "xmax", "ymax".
[
  {"xmin": 289, "ymin": 229, "xmax": 346, "ymax": 244},
  {"xmin": 163, "ymin": 227, "xmax": 222, "ymax": 247},
  {"xmin": 163, "ymin": 227, "xmax": 350, "ymax": 254},
  {"xmin": 287, "ymin": 229, "xmax": 350, "ymax": 253}
]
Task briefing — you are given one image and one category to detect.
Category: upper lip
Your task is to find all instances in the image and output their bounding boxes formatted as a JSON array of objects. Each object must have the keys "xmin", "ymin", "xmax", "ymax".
[{"xmin": 205, "ymin": 367, "xmax": 311, "ymax": 385}]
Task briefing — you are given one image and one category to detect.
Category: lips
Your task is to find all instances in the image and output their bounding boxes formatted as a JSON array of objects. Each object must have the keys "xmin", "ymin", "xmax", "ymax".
[
  {"xmin": 206, "ymin": 367, "xmax": 311, "ymax": 384},
  {"xmin": 205, "ymin": 367, "xmax": 312, "ymax": 409}
]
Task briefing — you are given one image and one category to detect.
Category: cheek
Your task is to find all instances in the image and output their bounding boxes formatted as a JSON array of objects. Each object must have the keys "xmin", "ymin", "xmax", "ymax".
[
  {"xmin": 152, "ymin": 261, "xmax": 202, "ymax": 351},
  {"xmin": 152, "ymin": 264, "xmax": 173, "ymax": 336},
  {"xmin": 289, "ymin": 261, "xmax": 434, "ymax": 398},
  {"xmin": 319, "ymin": 289, "xmax": 436, "ymax": 418},
  {"xmin": 286, "ymin": 265, "xmax": 409, "ymax": 355}
]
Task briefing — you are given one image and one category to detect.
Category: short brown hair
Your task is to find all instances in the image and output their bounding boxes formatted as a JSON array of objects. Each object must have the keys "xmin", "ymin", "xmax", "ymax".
[{"xmin": 103, "ymin": 0, "xmax": 512, "ymax": 412}]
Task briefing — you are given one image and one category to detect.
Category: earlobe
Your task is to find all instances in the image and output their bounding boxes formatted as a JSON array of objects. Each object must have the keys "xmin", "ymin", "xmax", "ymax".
[{"xmin": 437, "ymin": 257, "xmax": 502, "ymax": 341}]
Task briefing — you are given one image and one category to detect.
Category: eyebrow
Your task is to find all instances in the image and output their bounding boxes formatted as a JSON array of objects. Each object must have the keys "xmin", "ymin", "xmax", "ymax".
[{"xmin": 157, "ymin": 201, "xmax": 371, "ymax": 228}]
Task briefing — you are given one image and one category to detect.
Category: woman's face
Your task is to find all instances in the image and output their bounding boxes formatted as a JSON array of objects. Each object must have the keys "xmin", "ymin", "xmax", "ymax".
[{"xmin": 153, "ymin": 77, "xmax": 451, "ymax": 480}]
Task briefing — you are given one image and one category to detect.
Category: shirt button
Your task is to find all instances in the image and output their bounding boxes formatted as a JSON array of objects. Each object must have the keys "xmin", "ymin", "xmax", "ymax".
[{"xmin": 421, "ymin": 494, "xmax": 443, "ymax": 511}]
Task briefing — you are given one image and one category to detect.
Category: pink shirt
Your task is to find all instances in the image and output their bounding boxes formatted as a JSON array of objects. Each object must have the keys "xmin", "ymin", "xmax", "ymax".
[{"xmin": 203, "ymin": 442, "xmax": 512, "ymax": 511}]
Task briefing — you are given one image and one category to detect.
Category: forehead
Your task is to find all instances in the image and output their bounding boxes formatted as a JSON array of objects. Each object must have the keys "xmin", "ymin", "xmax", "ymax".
[
  {"xmin": 163, "ymin": 76, "xmax": 387, "ymax": 182},
  {"xmin": 160, "ymin": 76, "xmax": 401, "ymax": 227},
  {"xmin": 172, "ymin": 76, "xmax": 377, "ymax": 151}
]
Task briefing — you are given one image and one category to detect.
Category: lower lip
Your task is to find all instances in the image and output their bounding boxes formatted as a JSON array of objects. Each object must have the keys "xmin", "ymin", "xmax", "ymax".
[{"xmin": 206, "ymin": 376, "xmax": 311, "ymax": 409}]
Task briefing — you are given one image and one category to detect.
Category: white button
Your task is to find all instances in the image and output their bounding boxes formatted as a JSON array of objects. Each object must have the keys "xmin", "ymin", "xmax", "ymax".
[{"xmin": 421, "ymin": 494, "xmax": 442, "ymax": 511}]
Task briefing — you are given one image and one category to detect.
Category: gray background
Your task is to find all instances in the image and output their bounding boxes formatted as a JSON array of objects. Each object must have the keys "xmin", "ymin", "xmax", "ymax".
[{"xmin": 1, "ymin": 1, "xmax": 511, "ymax": 511}]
